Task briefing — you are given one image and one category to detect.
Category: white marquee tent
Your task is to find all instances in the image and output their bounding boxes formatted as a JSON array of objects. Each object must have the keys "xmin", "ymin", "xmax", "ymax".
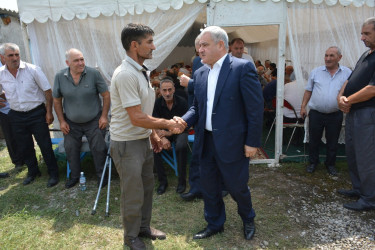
[{"xmin": 17, "ymin": 0, "xmax": 375, "ymax": 165}]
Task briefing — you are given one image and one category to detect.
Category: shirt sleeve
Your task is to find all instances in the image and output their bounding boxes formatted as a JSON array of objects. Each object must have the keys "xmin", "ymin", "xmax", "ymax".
[
  {"xmin": 305, "ymin": 70, "xmax": 315, "ymax": 91},
  {"xmin": 95, "ymin": 70, "xmax": 109, "ymax": 93},
  {"xmin": 114, "ymin": 70, "xmax": 141, "ymax": 109},
  {"xmin": 52, "ymin": 73, "xmax": 62, "ymax": 98},
  {"xmin": 33, "ymin": 65, "xmax": 52, "ymax": 91}
]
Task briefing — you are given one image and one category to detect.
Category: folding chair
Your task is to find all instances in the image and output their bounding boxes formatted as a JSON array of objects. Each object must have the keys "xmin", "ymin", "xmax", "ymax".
[
  {"xmin": 161, "ymin": 143, "xmax": 178, "ymax": 176},
  {"xmin": 263, "ymin": 98, "xmax": 305, "ymax": 154}
]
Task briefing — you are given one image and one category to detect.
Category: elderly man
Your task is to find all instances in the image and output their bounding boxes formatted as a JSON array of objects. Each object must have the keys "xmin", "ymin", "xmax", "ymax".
[
  {"xmin": 0, "ymin": 45, "xmax": 24, "ymax": 172},
  {"xmin": 175, "ymin": 26, "xmax": 263, "ymax": 240},
  {"xmin": 229, "ymin": 38, "xmax": 255, "ymax": 66},
  {"xmin": 337, "ymin": 17, "xmax": 375, "ymax": 211},
  {"xmin": 110, "ymin": 23, "xmax": 184, "ymax": 249},
  {"xmin": 153, "ymin": 77, "xmax": 188, "ymax": 195},
  {"xmin": 301, "ymin": 46, "xmax": 351, "ymax": 176},
  {"xmin": 0, "ymin": 43, "xmax": 59, "ymax": 187},
  {"xmin": 53, "ymin": 48, "xmax": 110, "ymax": 189}
]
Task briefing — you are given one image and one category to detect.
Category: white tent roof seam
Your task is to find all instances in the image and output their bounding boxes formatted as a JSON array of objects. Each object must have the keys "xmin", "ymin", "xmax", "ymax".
[{"xmin": 18, "ymin": 0, "xmax": 374, "ymax": 24}]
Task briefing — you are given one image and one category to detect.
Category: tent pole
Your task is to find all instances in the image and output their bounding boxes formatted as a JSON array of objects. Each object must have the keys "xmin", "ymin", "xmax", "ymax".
[{"xmin": 20, "ymin": 21, "xmax": 31, "ymax": 63}]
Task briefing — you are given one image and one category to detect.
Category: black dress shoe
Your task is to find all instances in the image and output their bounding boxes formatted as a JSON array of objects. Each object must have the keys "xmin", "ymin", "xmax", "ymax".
[
  {"xmin": 243, "ymin": 221, "xmax": 256, "ymax": 240},
  {"xmin": 23, "ymin": 172, "xmax": 41, "ymax": 185},
  {"xmin": 157, "ymin": 183, "xmax": 168, "ymax": 195},
  {"xmin": 176, "ymin": 183, "xmax": 186, "ymax": 194},
  {"xmin": 65, "ymin": 178, "xmax": 79, "ymax": 189},
  {"xmin": 193, "ymin": 227, "xmax": 224, "ymax": 239},
  {"xmin": 180, "ymin": 192, "xmax": 203, "ymax": 201},
  {"xmin": 0, "ymin": 172, "xmax": 10, "ymax": 178},
  {"xmin": 337, "ymin": 189, "xmax": 360, "ymax": 198},
  {"xmin": 306, "ymin": 164, "xmax": 317, "ymax": 173},
  {"xmin": 326, "ymin": 165, "xmax": 338, "ymax": 176},
  {"xmin": 343, "ymin": 201, "xmax": 375, "ymax": 211},
  {"xmin": 47, "ymin": 177, "xmax": 59, "ymax": 188}
]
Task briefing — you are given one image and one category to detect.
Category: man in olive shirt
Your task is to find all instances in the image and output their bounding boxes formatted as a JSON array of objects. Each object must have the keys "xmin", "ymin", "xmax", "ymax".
[{"xmin": 53, "ymin": 48, "xmax": 110, "ymax": 189}]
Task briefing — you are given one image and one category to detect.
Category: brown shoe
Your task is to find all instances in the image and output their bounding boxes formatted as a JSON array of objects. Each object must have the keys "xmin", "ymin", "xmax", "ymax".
[
  {"xmin": 139, "ymin": 227, "xmax": 166, "ymax": 240},
  {"xmin": 124, "ymin": 237, "xmax": 146, "ymax": 250}
]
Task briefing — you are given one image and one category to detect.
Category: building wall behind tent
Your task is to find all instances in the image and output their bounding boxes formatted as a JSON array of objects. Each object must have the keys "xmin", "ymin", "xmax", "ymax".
[{"xmin": 0, "ymin": 15, "xmax": 26, "ymax": 61}]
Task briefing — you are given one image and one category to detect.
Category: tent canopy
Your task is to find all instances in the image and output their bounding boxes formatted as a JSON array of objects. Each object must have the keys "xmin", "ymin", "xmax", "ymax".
[{"xmin": 16, "ymin": 0, "xmax": 375, "ymax": 164}]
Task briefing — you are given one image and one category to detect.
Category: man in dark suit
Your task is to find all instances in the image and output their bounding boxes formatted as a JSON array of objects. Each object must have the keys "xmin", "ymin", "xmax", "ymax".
[{"xmin": 175, "ymin": 26, "xmax": 263, "ymax": 240}]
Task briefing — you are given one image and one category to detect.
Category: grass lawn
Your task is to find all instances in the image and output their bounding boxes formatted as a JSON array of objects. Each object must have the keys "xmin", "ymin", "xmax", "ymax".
[{"xmin": 0, "ymin": 142, "xmax": 374, "ymax": 249}]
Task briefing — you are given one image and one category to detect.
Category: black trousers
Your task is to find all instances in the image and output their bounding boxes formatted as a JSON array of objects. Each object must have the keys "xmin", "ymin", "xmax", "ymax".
[
  {"xmin": 308, "ymin": 109, "xmax": 343, "ymax": 166},
  {"xmin": 8, "ymin": 105, "xmax": 59, "ymax": 178},
  {"xmin": 0, "ymin": 111, "xmax": 24, "ymax": 165},
  {"xmin": 154, "ymin": 132, "xmax": 188, "ymax": 185}
]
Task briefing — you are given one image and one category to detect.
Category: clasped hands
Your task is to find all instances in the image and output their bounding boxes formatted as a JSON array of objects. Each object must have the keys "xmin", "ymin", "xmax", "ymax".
[
  {"xmin": 168, "ymin": 116, "xmax": 187, "ymax": 134},
  {"xmin": 338, "ymin": 96, "xmax": 351, "ymax": 113}
]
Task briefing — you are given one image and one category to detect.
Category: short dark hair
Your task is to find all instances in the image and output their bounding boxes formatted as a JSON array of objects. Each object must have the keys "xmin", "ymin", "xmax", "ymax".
[
  {"xmin": 230, "ymin": 38, "xmax": 245, "ymax": 46},
  {"xmin": 121, "ymin": 23, "xmax": 154, "ymax": 51},
  {"xmin": 159, "ymin": 76, "xmax": 175, "ymax": 88}
]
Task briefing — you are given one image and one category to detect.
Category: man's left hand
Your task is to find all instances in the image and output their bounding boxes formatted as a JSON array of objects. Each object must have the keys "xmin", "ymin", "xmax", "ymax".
[
  {"xmin": 150, "ymin": 132, "xmax": 163, "ymax": 153},
  {"xmin": 46, "ymin": 112, "xmax": 54, "ymax": 125},
  {"xmin": 244, "ymin": 145, "xmax": 258, "ymax": 158},
  {"xmin": 99, "ymin": 116, "xmax": 108, "ymax": 129}
]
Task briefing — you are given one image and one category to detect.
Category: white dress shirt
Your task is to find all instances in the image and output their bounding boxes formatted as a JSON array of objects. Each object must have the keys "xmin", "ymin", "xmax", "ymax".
[
  {"xmin": 0, "ymin": 61, "xmax": 51, "ymax": 112},
  {"xmin": 205, "ymin": 54, "xmax": 227, "ymax": 131}
]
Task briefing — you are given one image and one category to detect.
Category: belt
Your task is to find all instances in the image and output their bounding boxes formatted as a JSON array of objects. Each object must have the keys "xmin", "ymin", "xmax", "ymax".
[
  {"xmin": 204, "ymin": 129, "xmax": 212, "ymax": 135},
  {"xmin": 12, "ymin": 104, "xmax": 45, "ymax": 113}
]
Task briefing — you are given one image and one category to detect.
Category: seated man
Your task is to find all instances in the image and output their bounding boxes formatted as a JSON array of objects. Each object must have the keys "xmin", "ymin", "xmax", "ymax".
[
  {"xmin": 256, "ymin": 65, "xmax": 268, "ymax": 89},
  {"xmin": 53, "ymin": 48, "xmax": 110, "ymax": 188},
  {"xmin": 283, "ymin": 80, "xmax": 304, "ymax": 123},
  {"xmin": 153, "ymin": 77, "xmax": 188, "ymax": 195}
]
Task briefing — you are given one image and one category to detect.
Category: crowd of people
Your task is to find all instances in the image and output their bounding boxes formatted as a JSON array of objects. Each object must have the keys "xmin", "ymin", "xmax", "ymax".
[{"xmin": 0, "ymin": 16, "xmax": 375, "ymax": 250}]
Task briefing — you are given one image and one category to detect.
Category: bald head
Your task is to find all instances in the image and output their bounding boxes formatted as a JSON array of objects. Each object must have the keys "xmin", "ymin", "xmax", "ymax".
[{"xmin": 65, "ymin": 48, "xmax": 85, "ymax": 75}]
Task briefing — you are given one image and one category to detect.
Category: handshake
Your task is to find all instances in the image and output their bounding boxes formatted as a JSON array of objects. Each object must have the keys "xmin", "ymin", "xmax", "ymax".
[{"xmin": 168, "ymin": 116, "xmax": 187, "ymax": 134}]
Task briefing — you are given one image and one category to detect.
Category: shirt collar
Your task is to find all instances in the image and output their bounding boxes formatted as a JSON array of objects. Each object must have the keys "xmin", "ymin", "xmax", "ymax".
[
  {"xmin": 4, "ymin": 60, "xmax": 25, "ymax": 72},
  {"xmin": 64, "ymin": 66, "xmax": 87, "ymax": 78},
  {"xmin": 125, "ymin": 56, "xmax": 147, "ymax": 72},
  {"xmin": 204, "ymin": 53, "xmax": 228, "ymax": 70},
  {"xmin": 323, "ymin": 64, "xmax": 343, "ymax": 73}
]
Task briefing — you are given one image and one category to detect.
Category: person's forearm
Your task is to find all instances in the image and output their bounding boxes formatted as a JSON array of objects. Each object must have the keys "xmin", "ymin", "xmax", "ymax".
[
  {"xmin": 347, "ymin": 85, "xmax": 375, "ymax": 105},
  {"xmin": 53, "ymin": 98, "xmax": 65, "ymax": 123},
  {"xmin": 44, "ymin": 89, "xmax": 53, "ymax": 114},
  {"xmin": 337, "ymin": 80, "xmax": 348, "ymax": 102},
  {"xmin": 301, "ymin": 90, "xmax": 312, "ymax": 109},
  {"xmin": 101, "ymin": 91, "xmax": 110, "ymax": 118}
]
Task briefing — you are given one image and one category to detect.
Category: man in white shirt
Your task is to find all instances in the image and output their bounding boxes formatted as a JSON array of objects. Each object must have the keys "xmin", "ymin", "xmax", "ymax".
[
  {"xmin": 0, "ymin": 43, "xmax": 59, "ymax": 188},
  {"xmin": 229, "ymin": 38, "xmax": 255, "ymax": 66}
]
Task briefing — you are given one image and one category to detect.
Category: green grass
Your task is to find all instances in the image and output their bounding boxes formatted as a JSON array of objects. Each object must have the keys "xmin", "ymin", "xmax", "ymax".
[{"xmin": 0, "ymin": 142, "xmax": 373, "ymax": 249}]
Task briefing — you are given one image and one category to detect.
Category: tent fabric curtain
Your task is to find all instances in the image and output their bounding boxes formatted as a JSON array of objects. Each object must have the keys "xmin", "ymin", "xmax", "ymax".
[
  {"xmin": 27, "ymin": 2, "xmax": 204, "ymax": 84},
  {"xmin": 249, "ymin": 3, "xmax": 374, "ymax": 91}
]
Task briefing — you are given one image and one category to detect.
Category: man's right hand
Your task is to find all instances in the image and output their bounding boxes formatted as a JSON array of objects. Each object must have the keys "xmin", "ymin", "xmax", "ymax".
[
  {"xmin": 300, "ymin": 107, "xmax": 307, "ymax": 119},
  {"xmin": 60, "ymin": 120, "xmax": 70, "ymax": 135},
  {"xmin": 179, "ymin": 74, "xmax": 190, "ymax": 88},
  {"xmin": 168, "ymin": 118, "xmax": 186, "ymax": 134}
]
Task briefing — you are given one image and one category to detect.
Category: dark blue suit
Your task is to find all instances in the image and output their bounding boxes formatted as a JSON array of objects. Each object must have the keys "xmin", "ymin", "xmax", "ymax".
[{"xmin": 182, "ymin": 54, "xmax": 263, "ymax": 230}]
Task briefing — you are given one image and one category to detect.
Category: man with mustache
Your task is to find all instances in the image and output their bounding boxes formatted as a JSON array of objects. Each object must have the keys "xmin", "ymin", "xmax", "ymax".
[{"xmin": 0, "ymin": 43, "xmax": 59, "ymax": 187}]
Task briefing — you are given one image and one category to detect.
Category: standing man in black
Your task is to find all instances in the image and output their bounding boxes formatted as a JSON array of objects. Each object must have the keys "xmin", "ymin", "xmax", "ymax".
[
  {"xmin": 337, "ymin": 17, "xmax": 375, "ymax": 211},
  {"xmin": 153, "ymin": 77, "xmax": 188, "ymax": 195}
]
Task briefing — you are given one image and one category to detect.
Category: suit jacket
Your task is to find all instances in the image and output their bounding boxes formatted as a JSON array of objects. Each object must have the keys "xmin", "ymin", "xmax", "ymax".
[{"xmin": 182, "ymin": 54, "xmax": 263, "ymax": 163}]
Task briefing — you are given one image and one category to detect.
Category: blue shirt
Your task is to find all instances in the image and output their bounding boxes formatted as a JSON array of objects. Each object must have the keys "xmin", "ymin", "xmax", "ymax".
[
  {"xmin": 0, "ymin": 61, "xmax": 10, "ymax": 114},
  {"xmin": 306, "ymin": 65, "xmax": 352, "ymax": 113}
]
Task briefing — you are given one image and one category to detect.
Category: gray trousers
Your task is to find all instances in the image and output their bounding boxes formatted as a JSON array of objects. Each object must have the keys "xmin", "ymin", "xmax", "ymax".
[
  {"xmin": 64, "ymin": 113, "xmax": 107, "ymax": 179},
  {"xmin": 345, "ymin": 107, "xmax": 375, "ymax": 206},
  {"xmin": 110, "ymin": 138, "xmax": 154, "ymax": 239}
]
